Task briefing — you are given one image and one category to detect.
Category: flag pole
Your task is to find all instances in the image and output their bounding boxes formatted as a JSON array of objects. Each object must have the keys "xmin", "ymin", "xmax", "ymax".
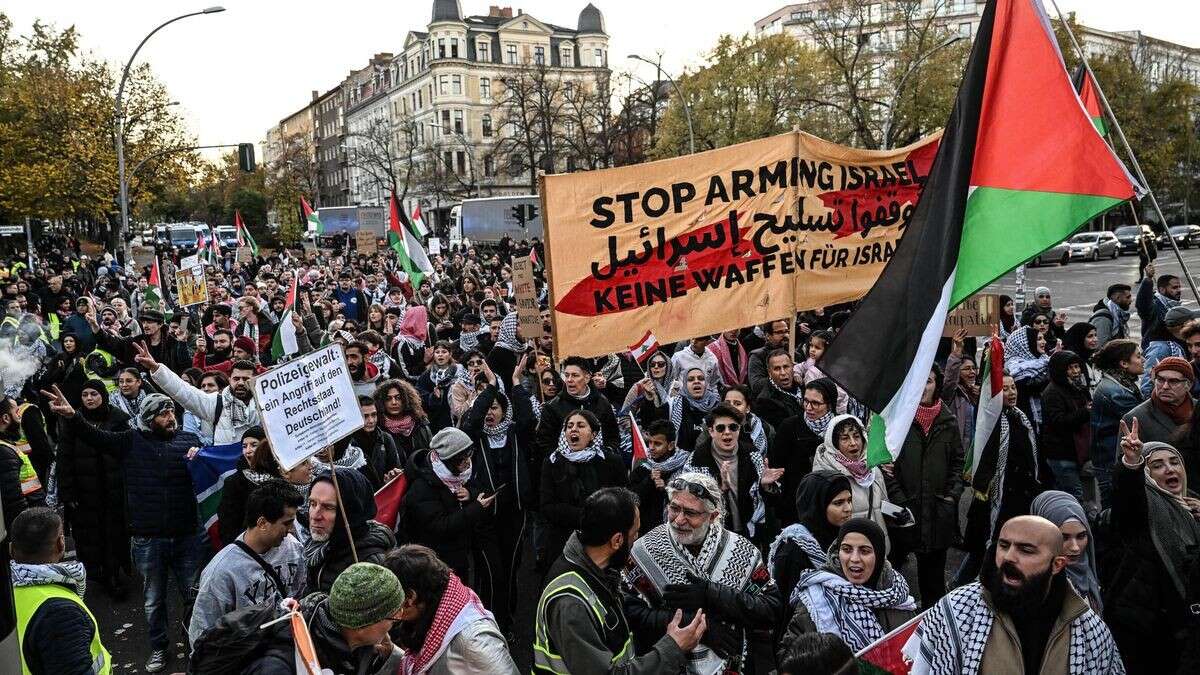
[
  {"xmin": 1050, "ymin": 0, "xmax": 1200, "ymax": 302},
  {"xmin": 326, "ymin": 455, "xmax": 359, "ymax": 563}
]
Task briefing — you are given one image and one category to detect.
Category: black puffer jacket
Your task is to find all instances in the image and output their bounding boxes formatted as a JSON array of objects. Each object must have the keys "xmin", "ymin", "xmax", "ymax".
[
  {"xmin": 460, "ymin": 384, "xmax": 536, "ymax": 512},
  {"xmin": 1040, "ymin": 350, "xmax": 1091, "ymax": 465},
  {"xmin": 306, "ymin": 467, "xmax": 396, "ymax": 594},
  {"xmin": 768, "ymin": 415, "xmax": 824, "ymax": 526},
  {"xmin": 538, "ymin": 445, "xmax": 626, "ymax": 565},
  {"xmin": 533, "ymin": 387, "xmax": 620, "ymax": 463},
  {"xmin": 63, "ymin": 412, "xmax": 200, "ymax": 537},
  {"xmin": 401, "ymin": 448, "xmax": 493, "ymax": 582},
  {"xmin": 56, "ymin": 402, "xmax": 131, "ymax": 575}
]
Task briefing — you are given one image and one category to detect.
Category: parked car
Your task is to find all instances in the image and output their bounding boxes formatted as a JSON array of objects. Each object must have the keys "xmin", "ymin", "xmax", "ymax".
[
  {"xmin": 1068, "ymin": 231, "xmax": 1120, "ymax": 261},
  {"xmin": 1114, "ymin": 225, "xmax": 1155, "ymax": 254},
  {"xmin": 1029, "ymin": 241, "xmax": 1071, "ymax": 267},
  {"xmin": 1158, "ymin": 224, "xmax": 1200, "ymax": 249}
]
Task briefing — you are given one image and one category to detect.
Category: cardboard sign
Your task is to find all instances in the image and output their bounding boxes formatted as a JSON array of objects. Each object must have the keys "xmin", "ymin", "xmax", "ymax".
[
  {"xmin": 254, "ymin": 344, "xmax": 365, "ymax": 471},
  {"xmin": 943, "ymin": 294, "xmax": 1000, "ymax": 337},
  {"xmin": 540, "ymin": 131, "xmax": 942, "ymax": 357},
  {"xmin": 355, "ymin": 230, "xmax": 378, "ymax": 254},
  {"xmin": 175, "ymin": 265, "xmax": 208, "ymax": 307},
  {"xmin": 236, "ymin": 247, "xmax": 252, "ymax": 264},
  {"xmin": 428, "ymin": 238, "xmax": 442, "ymax": 256},
  {"xmin": 512, "ymin": 257, "xmax": 541, "ymax": 340}
]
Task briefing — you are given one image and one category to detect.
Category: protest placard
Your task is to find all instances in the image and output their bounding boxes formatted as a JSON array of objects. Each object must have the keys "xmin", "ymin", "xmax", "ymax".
[
  {"xmin": 236, "ymin": 247, "xmax": 252, "ymax": 264},
  {"xmin": 175, "ymin": 265, "xmax": 208, "ymax": 307},
  {"xmin": 540, "ymin": 131, "xmax": 941, "ymax": 357},
  {"xmin": 180, "ymin": 254, "xmax": 200, "ymax": 270},
  {"xmin": 943, "ymin": 294, "xmax": 1000, "ymax": 337},
  {"xmin": 428, "ymin": 238, "xmax": 442, "ymax": 256},
  {"xmin": 512, "ymin": 257, "xmax": 541, "ymax": 340},
  {"xmin": 254, "ymin": 344, "xmax": 364, "ymax": 471},
  {"xmin": 355, "ymin": 230, "xmax": 378, "ymax": 254}
]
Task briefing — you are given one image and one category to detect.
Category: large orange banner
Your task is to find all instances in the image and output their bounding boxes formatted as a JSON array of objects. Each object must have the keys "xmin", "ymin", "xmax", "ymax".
[{"xmin": 541, "ymin": 130, "xmax": 942, "ymax": 358}]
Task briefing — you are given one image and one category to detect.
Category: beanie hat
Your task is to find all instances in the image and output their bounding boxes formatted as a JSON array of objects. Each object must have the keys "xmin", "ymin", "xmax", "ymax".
[
  {"xmin": 234, "ymin": 335, "xmax": 258, "ymax": 355},
  {"xmin": 1165, "ymin": 306, "xmax": 1197, "ymax": 328},
  {"xmin": 134, "ymin": 393, "xmax": 174, "ymax": 433},
  {"xmin": 1153, "ymin": 356, "xmax": 1195, "ymax": 384},
  {"xmin": 328, "ymin": 562, "xmax": 405, "ymax": 629},
  {"xmin": 430, "ymin": 427, "xmax": 473, "ymax": 461},
  {"xmin": 834, "ymin": 517, "xmax": 889, "ymax": 587},
  {"xmin": 241, "ymin": 425, "xmax": 266, "ymax": 442},
  {"xmin": 139, "ymin": 309, "xmax": 165, "ymax": 324}
]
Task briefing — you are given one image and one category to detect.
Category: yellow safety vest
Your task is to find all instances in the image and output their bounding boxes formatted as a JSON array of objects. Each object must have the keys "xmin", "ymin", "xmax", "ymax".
[
  {"xmin": 12, "ymin": 404, "xmax": 44, "ymax": 496},
  {"xmin": 82, "ymin": 350, "xmax": 119, "ymax": 393},
  {"xmin": 14, "ymin": 583, "xmax": 110, "ymax": 675},
  {"xmin": 46, "ymin": 314, "xmax": 60, "ymax": 341},
  {"xmin": 533, "ymin": 570, "xmax": 633, "ymax": 674}
]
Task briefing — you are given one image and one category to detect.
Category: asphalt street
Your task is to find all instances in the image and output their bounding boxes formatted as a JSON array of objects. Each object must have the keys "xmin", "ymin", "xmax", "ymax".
[{"xmin": 982, "ymin": 244, "xmax": 1200, "ymax": 335}]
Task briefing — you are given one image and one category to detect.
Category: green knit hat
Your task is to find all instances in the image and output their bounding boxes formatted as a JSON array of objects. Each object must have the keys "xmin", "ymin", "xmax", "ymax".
[{"xmin": 328, "ymin": 563, "xmax": 405, "ymax": 629}]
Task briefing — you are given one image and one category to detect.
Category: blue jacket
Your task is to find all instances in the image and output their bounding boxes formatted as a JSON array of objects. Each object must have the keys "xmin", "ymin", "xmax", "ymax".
[
  {"xmin": 61, "ymin": 313, "xmax": 95, "ymax": 353},
  {"xmin": 64, "ymin": 413, "xmax": 200, "ymax": 537},
  {"xmin": 1090, "ymin": 373, "xmax": 1144, "ymax": 469}
]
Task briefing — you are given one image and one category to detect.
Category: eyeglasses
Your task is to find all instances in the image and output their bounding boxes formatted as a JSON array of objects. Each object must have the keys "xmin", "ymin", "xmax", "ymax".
[
  {"xmin": 1154, "ymin": 375, "xmax": 1189, "ymax": 388},
  {"xmin": 802, "ymin": 398, "xmax": 826, "ymax": 408},
  {"xmin": 712, "ymin": 422, "xmax": 740, "ymax": 434},
  {"xmin": 668, "ymin": 478, "xmax": 719, "ymax": 506}
]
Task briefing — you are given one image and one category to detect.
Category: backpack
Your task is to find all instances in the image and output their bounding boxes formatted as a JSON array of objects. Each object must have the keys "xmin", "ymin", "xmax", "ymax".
[{"xmin": 187, "ymin": 601, "xmax": 284, "ymax": 675}]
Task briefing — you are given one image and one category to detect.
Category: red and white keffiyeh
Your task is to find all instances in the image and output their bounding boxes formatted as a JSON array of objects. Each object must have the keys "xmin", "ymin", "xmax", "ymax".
[{"xmin": 401, "ymin": 573, "xmax": 493, "ymax": 675}]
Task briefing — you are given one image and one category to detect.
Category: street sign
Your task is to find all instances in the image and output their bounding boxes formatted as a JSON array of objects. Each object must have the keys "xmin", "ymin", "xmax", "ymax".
[{"xmin": 0, "ymin": 226, "xmax": 23, "ymax": 235}]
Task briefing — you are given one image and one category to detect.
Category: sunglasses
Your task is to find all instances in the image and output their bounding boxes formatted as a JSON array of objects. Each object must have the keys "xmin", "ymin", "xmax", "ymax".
[
  {"xmin": 668, "ymin": 478, "xmax": 719, "ymax": 506},
  {"xmin": 712, "ymin": 422, "xmax": 740, "ymax": 433}
]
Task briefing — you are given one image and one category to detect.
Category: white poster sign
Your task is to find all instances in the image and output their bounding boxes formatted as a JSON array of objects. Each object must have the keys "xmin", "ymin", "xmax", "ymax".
[
  {"xmin": 428, "ymin": 238, "xmax": 442, "ymax": 255},
  {"xmin": 253, "ymin": 344, "xmax": 364, "ymax": 470},
  {"xmin": 180, "ymin": 254, "xmax": 200, "ymax": 270}
]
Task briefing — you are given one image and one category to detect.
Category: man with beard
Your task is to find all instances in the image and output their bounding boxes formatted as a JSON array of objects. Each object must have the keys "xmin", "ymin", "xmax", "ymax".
[
  {"xmin": 42, "ymin": 387, "xmax": 204, "ymax": 673},
  {"xmin": 905, "ymin": 515, "xmax": 1122, "ymax": 674},
  {"xmin": 90, "ymin": 307, "xmax": 190, "ymax": 374},
  {"xmin": 1091, "ymin": 283, "xmax": 1133, "ymax": 348},
  {"xmin": 1136, "ymin": 262, "xmax": 1183, "ymax": 349},
  {"xmin": 344, "ymin": 341, "xmax": 382, "ymax": 397},
  {"xmin": 624, "ymin": 472, "xmax": 783, "ymax": 674},
  {"xmin": 139, "ymin": 343, "xmax": 261, "ymax": 445},
  {"xmin": 305, "ymin": 467, "xmax": 396, "ymax": 594},
  {"xmin": 193, "ymin": 328, "xmax": 234, "ymax": 371},
  {"xmin": 534, "ymin": 487, "xmax": 705, "ymax": 674},
  {"xmin": 205, "ymin": 303, "xmax": 238, "ymax": 337},
  {"xmin": 347, "ymin": 395, "xmax": 403, "ymax": 490}
]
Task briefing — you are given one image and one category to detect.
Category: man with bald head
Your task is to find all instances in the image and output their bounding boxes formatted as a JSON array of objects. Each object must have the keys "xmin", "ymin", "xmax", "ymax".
[{"xmin": 905, "ymin": 515, "xmax": 1123, "ymax": 674}]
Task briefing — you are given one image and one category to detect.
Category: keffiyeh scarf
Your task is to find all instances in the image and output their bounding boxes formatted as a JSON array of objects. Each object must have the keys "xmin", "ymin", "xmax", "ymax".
[
  {"xmin": 401, "ymin": 574, "xmax": 494, "ymax": 675},
  {"xmin": 805, "ymin": 410, "xmax": 834, "ymax": 437},
  {"xmin": 988, "ymin": 408, "xmax": 1038, "ymax": 541},
  {"xmin": 794, "ymin": 565, "xmax": 916, "ymax": 651},
  {"xmin": 313, "ymin": 445, "xmax": 366, "ymax": 472},
  {"xmin": 482, "ymin": 401, "xmax": 513, "ymax": 448},
  {"xmin": 768, "ymin": 524, "xmax": 829, "ymax": 593},
  {"xmin": 745, "ymin": 414, "xmax": 768, "ymax": 454},
  {"xmin": 643, "ymin": 448, "xmax": 691, "ymax": 474},
  {"xmin": 551, "ymin": 427, "xmax": 605, "ymax": 464},
  {"xmin": 431, "ymin": 450, "xmax": 472, "ymax": 492},
  {"xmin": 115, "ymin": 388, "xmax": 149, "ymax": 425},
  {"xmin": 904, "ymin": 582, "xmax": 1124, "ymax": 675},
  {"xmin": 428, "ymin": 363, "xmax": 463, "ymax": 387},
  {"xmin": 494, "ymin": 313, "xmax": 525, "ymax": 352},
  {"xmin": 11, "ymin": 559, "xmax": 87, "ymax": 597},
  {"xmin": 669, "ymin": 388, "xmax": 721, "ymax": 433},
  {"xmin": 458, "ymin": 327, "xmax": 489, "ymax": 353}
]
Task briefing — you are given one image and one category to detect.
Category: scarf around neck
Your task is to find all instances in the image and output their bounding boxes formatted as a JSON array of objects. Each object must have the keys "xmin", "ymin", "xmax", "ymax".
[
  {"xmin": 1152, "ymin": 388, "xmax": 1194, "ymax": 425},
  {"xmin": 552, "ymin": 427, "xmax": 605, "ymax": 464},
  {"xmin": 914, "ymin": 400, "xmax": 942, "ymax": 435},
  {"xmin": 805, "ymin": 410, "xmax": 834, "ymax": 437},
  {"xmin": 482, "ymin": 400, "xmax": 514, "ymax": 447},
  {"xmin": 769, "ymin": 523, "xmax": 828, "ymax": 595},
  {"xmin": 832, "ymin": 447, "xmax": 872, "ymax": 486},
  {"xmin": 708, "ymin": 337, "xmax": 748, "ymax": 386},
  {"xmin": 10, "ymin": 559, "xmax": 87, "ymax": 597},
  {"xmin": 401, "ymin": 574, "xmax": 493, "ymax": 675},
  {"xmin": 384, "ymin": 413, "xmax": 418, "ymax": 437},
  {"xmin": 795, "ymin": 565, "xmax": 916, "ymax": 651},
  {"xmin": 430, "ymin": 450, "xmax": 472, "ymax": 492},
  {"xmin": 669, "ymin": 387, "xmax": 721, "ymax": 432},
  {"xmin": 644, "ymin": 448, "xmax": 691, "ymax": 474}
]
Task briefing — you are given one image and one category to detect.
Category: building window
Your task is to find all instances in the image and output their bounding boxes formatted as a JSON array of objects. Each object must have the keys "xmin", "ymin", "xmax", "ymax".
[
  {"xmin": 451, "ymin": 38, "xmax": 459, "ymax": 58},
  {"xmin": 484, "ymin": 155, "xmax": 495, "ymax": 176},
  {"xmin": 452, "ymin": 75, "xmax": 462, "ymax": 95},
  {"xmin": 444, "ymin": 151, "xmax": 454, "ymax": 174},
  {"xmin": 958, "ymin": 22, "xmax": 972, "ymax": 36},
  {"xmin": 439, "ymin": 75, "xmax": 448, "ymax": 95},
  {"xmin": 453, "ymin": 109, "xmax": 463, "ymax": 134},
  {"xmin": 482, "ymin": 114, "xmax": 492, "ymax": 137},
  {"xmin": 594, "ymin": 48, "xmax": 604, "ymax": 66},
  {"xmin": 477, "ymin": 40, "xmax": 489, "ymax": 62},
  {"xmin": 456, "ymin": 151, "xmax": 466, "ymax": 174},
  {"xmin": 480, "ymin": 77, "xmax": 491, "ymax": 100},
  {"xmin": 534, "ymin": 46, "xmax": 545, "ymax": 64},
  {"xmin": 438, "ymin": 38, "xmax": 446, "ymax": 58},
  {"xmin": 507, "ymin": 44, "xmax": 518, "ymax": 64},
  {"xmin": 441, "ymin": 110, "xmax": 451, "ymax": 134},
  {"xmin": 562, "ymin": 47, "xmax": 573, "ymax": 66}
]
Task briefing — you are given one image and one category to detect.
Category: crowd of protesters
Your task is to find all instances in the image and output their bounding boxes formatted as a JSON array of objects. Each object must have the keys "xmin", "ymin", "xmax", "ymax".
[{"xmin": 0, "ymin": 232, "xmax": 1193, "ymax": 674}]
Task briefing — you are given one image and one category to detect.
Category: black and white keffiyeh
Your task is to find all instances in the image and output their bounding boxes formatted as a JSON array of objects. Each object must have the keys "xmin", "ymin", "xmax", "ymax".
[
  {"xmin": 494, "ymin": 312, "xmax": 525, "ymax": 352},
  {"xmin": 768, "ymin": 523, "xmax": 828, "ymax": 594},
  {"xmin": 793, "ymin": 564, "xmax": 916, "ymax": 651},
  {"xmin": 427, "ymin": 363, "xmax": 463, "ymax": 387},
  {"xmin": 11, "ymin": 560, "xmax": 87, "ymax": 597},
  {"xmin": 903, "ymin": 582, "xmax": 1125, "ymax": 675},
  {"xmin": 643, "ymin": 449, "xmax": 691, "ymax": 474},
  {"xmin": 745, "ymin": 413, "xmax": 768, "ymax": 454},
  {"xmin": 804, "ymin": 410, "xmax": 834, "ymax": 437},
  {"xmin": 551, "ymin": 427, "xmax": 605, "ymax": 464},
  {"xmin": 989, "ymin": 407, "xmax": 1038, "ymax": 541},
  {"xmin": 668, "ymin": 388, "xmax": 720, "ymax": 433},
  {"xmin": 481, "ymin": 399, "xmax": 514, "ymax": 448},
  {"xmin": 684, "ymin": 451, "xmax": 769, "ymax": 536}
]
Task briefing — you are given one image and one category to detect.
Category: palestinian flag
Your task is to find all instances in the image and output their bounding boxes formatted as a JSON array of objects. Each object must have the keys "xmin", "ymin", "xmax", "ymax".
[
  {"xmin": 235, "ymin": 210, "xmax": 259, "ymax": 256},
  {"xmin": 629, "ymin": 413, "xmax": 649, "ymax": 469},
  {"xmin": 374, "ymin": 473, "xmax": 409, "ymax": 530},
  {"xmin": 389, "ymin": 191, "xmax": 434, "ymax": 288},
  {"xmin": 530, "ymin": 247, "xmax": 542, "ymax": 270},
  {"xmin": 968, "ymin": 336, "xmax": 1006, "ymax": 480},
  {"xmin": 270, "ymin": 274, "xmax": 300, "ymax": 362},
  {"xmin": 856, "ymin": 613, "xmax": 924, "ymax": 674},
  {"xmin": 819, "ymin": 0, "xmax": 1137, "ymax": 467},
  {"xmin": 410, "ymin": 204, "xmax": 429, "ymax": 238},
  {"xmin": 144, "ymin": 256, "xmax": 173, "ymax": 321},
  {"xmin": 186, "ymin": 442, "xmax": 243, "ymax": 551},
  {"xmin": 208, "ymin": 227, "xmax": 222, "ymax": 265},
  {"xmin": 301, "ymin": 196, "xmax": 323, "ymax": 235},
  {"xmin": 1072, "ymin": 65, "xmax": 1108, "ymax": 136}
]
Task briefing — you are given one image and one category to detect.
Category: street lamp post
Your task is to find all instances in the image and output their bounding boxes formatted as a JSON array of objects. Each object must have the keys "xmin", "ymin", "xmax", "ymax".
[
  {"xmin": 881, "ymin": 35, "xmax": 965, "ymax": 149},
  {"xmin": 628, "ymin": 54, "xmax": 695, "ymax": 155},
  {"xmin": 114, "ymin": 6, "xmax": 225, "ymax": 261}
]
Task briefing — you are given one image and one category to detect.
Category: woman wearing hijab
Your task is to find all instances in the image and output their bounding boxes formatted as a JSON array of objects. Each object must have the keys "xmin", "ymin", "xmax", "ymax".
[
  {"xmin": 779, "ymin": 518, "xmax": 917, "ymax": 659},
  {"xmin": 448, "ymin": 349, "xmax": 487, "ymax": 426},
  {"xmin": 393, "ymin": 304, "xmax": 430, "ymax": 377},
  {"xmin": 621, "ymin": 350, "xmax": 672, "ymax": 426},
  {"xmin": 668, "ymin": 367, "xmax": 721, "ymax": 452},
  {"xmin": 1092, "ymin": 338, "xmax": 1146, "ymax": 508},
  {"xmin": 813, "ymin": 415, "xmax": 889, "ymax": 548},
  {"xmin": 1063, "ymin": 321, "xmax": 1102, "ymax": 395},
  {"xmin": 1104, "ymin": 424, "xmax": 1200, "ymax": 673},
  {"xmin": 373, "ymin": 379, "xmax": 433, "ymax": 465},
  {"xmin": 537, "ymin": 409, "xmax": 626, "ymax": 573},
  {"xmin": 771, "ymin": 378, "xmax": 838, "ymax": 525},
  {"xmin": 1005, "ymin": 325, "xmax": 1051, "ymax": 427},
  {"xmin": 55, "ymin": 379, "xmax": 131, "ymax": 598},
  {"xmin": 999, "ymin": 294, "xmax": 1016, "ymax": 341},
  {"xmin": 769, "ymin": 470, "xmax": 854, "ymax": 608},
  {"xmin": 1032, "ymin": 490, "xmax": 1102, "ymax": 612},
  {"xmin": 1042, "ymin": 350, "xmax": 1092, "ymax": 499}
]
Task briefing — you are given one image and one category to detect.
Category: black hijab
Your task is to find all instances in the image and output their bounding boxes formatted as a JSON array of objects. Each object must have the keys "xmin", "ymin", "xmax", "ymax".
[
  {"xmin": 80, "ymin": 378, "xmax": 111, "ymax": 422},
  {"xmin": 795, "ymin": 470, "xmax": 851, "ymax": 549},
  {"xmin": 834, "ymin": 518, "xmax": 889, "ymax": 588}
]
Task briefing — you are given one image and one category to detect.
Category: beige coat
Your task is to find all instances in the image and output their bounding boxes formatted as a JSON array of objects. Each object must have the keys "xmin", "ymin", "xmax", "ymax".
[{"xmin": 978, "ymin": 583, "xmax": 1091, "ymax": 675}]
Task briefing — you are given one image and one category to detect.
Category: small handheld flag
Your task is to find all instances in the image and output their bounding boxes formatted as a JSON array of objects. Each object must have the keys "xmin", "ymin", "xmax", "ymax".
[
  {"xmin": 235, "ymin": 210, "xmax": 259, "ymax": 256},
  {"xmin": 374, "ymin": 473, "xmax": 409, "ymax": 529},
  {"xmin": 301, "ymin": 197, "xmax": 323, "ymax": 235},
  {"xmin": 629, "ymin": 414, "xmax": 649, "ymax": 469},
  {"xmin": 410, "ymin": 205, "xmax": 429, "ymax": 238},
  {"xmin": 627, "ymin": 330, "xmax": 659, "ymax": 365},
  {"xmin": 270, "ymin": 274, "xmax": 301, "ymax": 362}
]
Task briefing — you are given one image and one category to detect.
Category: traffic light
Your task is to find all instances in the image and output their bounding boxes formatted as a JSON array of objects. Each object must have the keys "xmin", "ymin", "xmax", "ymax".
[{"xmin": 238, "ymin": 143, "xmax": 256, "ymax": 172}]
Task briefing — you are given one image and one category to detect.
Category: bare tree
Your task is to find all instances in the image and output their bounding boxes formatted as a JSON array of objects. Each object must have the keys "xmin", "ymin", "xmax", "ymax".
[{"xmin": 492, "ymin": 60, "xmax": 567, "ymax": 192}]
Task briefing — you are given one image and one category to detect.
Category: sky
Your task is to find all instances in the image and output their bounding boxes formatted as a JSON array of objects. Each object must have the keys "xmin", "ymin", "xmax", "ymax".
[{"xmin": 5, "ymin": 0, "xmax": 1197, "ymax": 159}]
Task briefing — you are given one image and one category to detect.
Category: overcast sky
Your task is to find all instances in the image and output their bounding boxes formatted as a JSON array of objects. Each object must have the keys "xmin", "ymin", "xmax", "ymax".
[{"xmin": 5, "ymin": 0, "xmax": 1196, "ymax": 158}]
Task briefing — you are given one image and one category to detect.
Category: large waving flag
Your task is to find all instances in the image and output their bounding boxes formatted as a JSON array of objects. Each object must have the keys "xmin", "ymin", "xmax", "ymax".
[
  {"xmin": 270, "ymin": 274, "xmax": 300, "ymax": 362},
  {"xmin": 144, "ymin": 256, "xmax": 173, "ymax": 322},
  {"xmin": 1072, "ymin": 65, "xmax": 1108, "ymax": 136},
  {"xmin": 967, "ymin": 336, "xmax": 1005, "ymax": 480},
  {"xmin": 301, "ymin": 196, "xmax": 323, "ymax": 235},
  {"xmin": 187, "ymin": 442, "xmax": 244, "ymax": 551},
  {"xmin": 389, "ymin": 191, "xmax": 434, "ymax": 288},
  {"xmin": 820, "ymin": 0, "xmax": 1137, "ymax": 467},
  {"xmin": 235, "ymin": 210, "xmax": 259, "ymax": 256}
]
